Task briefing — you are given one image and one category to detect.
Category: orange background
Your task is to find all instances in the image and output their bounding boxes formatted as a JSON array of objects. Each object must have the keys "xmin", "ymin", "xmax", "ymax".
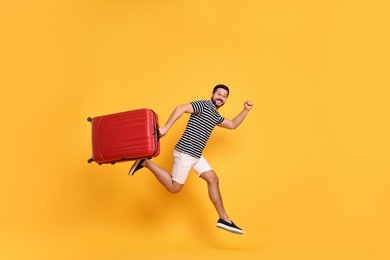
[{"xmin": 1, "ymin": 1, "xmax": 389, "ymax": 259}]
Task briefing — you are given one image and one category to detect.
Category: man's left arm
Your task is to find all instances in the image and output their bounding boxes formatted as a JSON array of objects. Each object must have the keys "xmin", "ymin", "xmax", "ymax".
[{"xmin": 218, "ymin": 100, "xmax": 253, "ymax": 129}]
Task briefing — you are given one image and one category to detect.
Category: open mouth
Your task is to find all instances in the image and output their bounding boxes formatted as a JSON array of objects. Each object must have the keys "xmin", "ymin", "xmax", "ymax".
[{"xmin": 212, "ymin": 98, "xmax": 224, "ymax": 107}]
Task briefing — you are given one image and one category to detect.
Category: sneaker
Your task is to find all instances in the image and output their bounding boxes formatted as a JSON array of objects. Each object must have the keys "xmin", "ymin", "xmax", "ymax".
[
  {"xmin": 216, "ymin": 218, "xmax": 243, "ymax": 235},
  {"xmin": 128, "ymin": 159, "xmax": 146, "ymax": 176}
]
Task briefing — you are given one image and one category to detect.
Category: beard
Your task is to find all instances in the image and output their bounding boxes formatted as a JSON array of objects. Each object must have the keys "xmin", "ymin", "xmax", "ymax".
[{"xmin": 211, "ymin": 97, "xmax": 225, "ymax": 108}]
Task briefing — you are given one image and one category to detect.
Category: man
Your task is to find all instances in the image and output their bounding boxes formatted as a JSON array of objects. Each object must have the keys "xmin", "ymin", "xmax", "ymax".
[{"xmin": 129, "ymin": 84, "xmax": 253, "ymax": 234}]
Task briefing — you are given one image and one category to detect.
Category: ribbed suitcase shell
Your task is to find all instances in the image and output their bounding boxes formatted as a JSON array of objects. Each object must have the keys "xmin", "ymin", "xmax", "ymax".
[{"xmin": 88, "ymin": 108, "xmax": 160, "ymax": 164}]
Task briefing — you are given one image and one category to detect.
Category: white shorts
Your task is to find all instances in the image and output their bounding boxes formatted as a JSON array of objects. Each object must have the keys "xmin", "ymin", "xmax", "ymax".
[{"xmin": 171, "ymin": 149, "xmax": 212, "ymax": 184}]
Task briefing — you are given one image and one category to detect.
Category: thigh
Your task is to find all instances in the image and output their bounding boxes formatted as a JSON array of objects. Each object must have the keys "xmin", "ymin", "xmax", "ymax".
[
  {"xmin": 171, "ymin": 150, "xmax": 198, "ymax": 184},
  {"xmin": 192, "ymin": 155, "xmax": 213, "ymax": 176}
]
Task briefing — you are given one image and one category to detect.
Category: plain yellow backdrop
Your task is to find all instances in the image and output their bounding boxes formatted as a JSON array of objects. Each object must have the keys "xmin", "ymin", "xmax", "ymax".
[{"xmin": 1, "ymin": 0, "xmax": 389, "ymax": 259}]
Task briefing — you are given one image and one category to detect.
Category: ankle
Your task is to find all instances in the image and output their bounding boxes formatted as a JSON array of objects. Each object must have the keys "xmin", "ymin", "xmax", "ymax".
[
  {"xmin": 220, "ymin": 217, "xmax": 231, "ymax": 223},
  {"xmin": 142, "ymin": 158, "xmax": 150, "ymax": 167}
]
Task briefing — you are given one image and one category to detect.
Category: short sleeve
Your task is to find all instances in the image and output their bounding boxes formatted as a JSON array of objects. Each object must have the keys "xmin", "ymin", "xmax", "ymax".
[
  {"xmin": 217, "ymin": 116, "xmax": 225, "ymax": 124},
  {"xmin": 190, "ymin": 100, "xmax": 207, "ymax": 114}
]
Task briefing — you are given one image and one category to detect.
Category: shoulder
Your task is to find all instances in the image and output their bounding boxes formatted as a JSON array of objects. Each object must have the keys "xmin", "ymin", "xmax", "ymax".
[
  {"xmin": 190, "ymin": 100, "xmax": 209, "ymax": 106},
  {"xmin": 190, "ymin": 100, "xmax": 209, "ymax": 113}
]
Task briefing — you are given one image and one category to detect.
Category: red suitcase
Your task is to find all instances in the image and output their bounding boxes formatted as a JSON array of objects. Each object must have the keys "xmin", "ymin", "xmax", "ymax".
[{"xmin": 87, "ymin": 108, "xmax": 160, "ymax": 165}]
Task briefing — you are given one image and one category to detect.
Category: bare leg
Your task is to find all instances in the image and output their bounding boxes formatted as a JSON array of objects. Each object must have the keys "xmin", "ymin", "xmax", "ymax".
[
  {"xmin": 200, "ymin": 170, "xmax": 232, "ymax": 223},
  {"xmin": 143, "ymin": 160, "xmax": 183, "ymax": 193}
]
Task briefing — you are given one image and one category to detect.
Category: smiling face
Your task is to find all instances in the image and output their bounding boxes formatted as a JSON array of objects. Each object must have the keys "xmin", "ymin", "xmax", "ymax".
[{"xmin": 211, "ymin": 87, "xmax": 229, "ymax": 108}]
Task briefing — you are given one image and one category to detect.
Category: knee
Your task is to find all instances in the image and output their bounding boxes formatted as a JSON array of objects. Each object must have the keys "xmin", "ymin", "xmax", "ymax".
[
  {"xmin": 211, "ymin": 174, "xmax": 219, "ymax": 185},
  {"xmin": 168, "ymin": 186, "xmax": 182, "ymax": 194},
  {"xmin": 204, "ymin": 170, "xmax": 219, "ymax": 185},
  {"xmin": 168, "ymin": 182, "xmax": 183, "ymax": 194}
]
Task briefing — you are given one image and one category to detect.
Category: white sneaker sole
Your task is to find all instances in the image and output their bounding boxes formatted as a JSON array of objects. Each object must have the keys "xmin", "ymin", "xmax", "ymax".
[
  {"xmin": 128, "ymin": 160, "xmax": 142, "ymax": 176},
  {"xmin": 216, "ymin": 223, "xmax": 244, "ymax": 234}
]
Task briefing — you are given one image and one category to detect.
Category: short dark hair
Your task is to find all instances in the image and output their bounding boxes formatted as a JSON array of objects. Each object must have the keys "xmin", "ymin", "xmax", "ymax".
[{"xmin": 213, "ymin": 84, "xmax": 230, "ymax": 96}]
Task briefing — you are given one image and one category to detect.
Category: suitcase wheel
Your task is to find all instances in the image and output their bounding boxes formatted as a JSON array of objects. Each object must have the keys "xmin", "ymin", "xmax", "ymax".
[
  {"xmin": 87, "ymin": 117, "xmax": 92, "ymax": 122},
  {"xmin": 87, "ymin": 158, "xmax": 94, "ymax": 164}
]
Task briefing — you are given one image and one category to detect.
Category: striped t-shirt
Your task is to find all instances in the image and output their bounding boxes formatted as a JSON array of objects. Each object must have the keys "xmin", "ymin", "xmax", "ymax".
[{"xmin": 175, "ymin": 100, "xmax": 225, "ymax": 158}]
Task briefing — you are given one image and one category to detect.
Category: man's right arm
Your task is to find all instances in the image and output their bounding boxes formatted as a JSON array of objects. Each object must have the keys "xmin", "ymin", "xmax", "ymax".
[{"xmin": 159, "ymin": 103, "xmax": 193, "ymax": 137}]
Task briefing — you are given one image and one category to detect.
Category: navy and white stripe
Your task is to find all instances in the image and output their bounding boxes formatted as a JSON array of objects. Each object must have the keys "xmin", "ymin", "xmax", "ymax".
[{"xmin": 175, "ymin": 100, "xmax": 225, "ymax": 158}]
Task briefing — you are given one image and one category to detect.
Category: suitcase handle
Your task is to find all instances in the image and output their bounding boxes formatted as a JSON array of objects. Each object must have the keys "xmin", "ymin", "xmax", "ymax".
[
  {"xmin": 152, "ymin": 110, "xmax": 161, "ymax": 140},
  {"xmin": 155, "ymin": 123, "xmax": 161, "ymax": 140}
]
